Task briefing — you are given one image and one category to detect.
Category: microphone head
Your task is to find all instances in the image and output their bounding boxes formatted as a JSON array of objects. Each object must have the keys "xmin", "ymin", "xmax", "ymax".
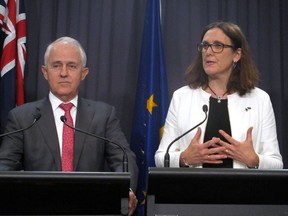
[
  {"xmin": 60, "ymin": 116, "xmax": 67, "ymax": 123},
  {"xmin": 33, "ymin": 113, "xmax": 41, "ymax": 121},
  {"xmin": 202, "ymin": 104, "xmax": 208, "ymax": 113}
]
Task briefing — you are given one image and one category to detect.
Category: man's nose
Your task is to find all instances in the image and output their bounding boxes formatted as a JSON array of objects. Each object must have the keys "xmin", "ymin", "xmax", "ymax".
[{"xmin": 60, "ymin": 65, "xmax": 68, "ymax": 76}]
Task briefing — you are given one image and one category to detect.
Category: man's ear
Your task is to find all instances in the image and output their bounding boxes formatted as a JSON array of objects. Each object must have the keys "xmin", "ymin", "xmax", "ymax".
[
  {"xmin": 41, "ymin": 65, "xmax": 48, "ymax": 80},
  {"xmin": 81, "ymin": 67, "xmax": 89, "ymax": 80}
]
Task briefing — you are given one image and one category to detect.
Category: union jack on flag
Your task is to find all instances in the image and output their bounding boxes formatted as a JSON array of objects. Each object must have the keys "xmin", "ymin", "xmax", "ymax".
[{"xmin": 0, "ymin": 0, "xmax": 26, "ymax": 132}]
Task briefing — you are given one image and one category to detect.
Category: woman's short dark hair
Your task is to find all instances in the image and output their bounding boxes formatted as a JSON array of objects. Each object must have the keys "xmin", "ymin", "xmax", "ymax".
[{"xmin": 185, "ymin": 21, "xmax": 259, "ymax": 96}]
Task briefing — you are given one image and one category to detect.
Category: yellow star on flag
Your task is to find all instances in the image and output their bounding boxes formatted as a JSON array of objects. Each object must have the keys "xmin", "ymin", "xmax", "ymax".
[{"xmin": 146, "ymin": 94, "xmax": 158, "ymax": 114}]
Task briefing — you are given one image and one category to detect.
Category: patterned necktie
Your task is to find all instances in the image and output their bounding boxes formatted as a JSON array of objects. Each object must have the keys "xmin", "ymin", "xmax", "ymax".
[{"xmin": 59, "ymin": 103, "xmax": 74, "ymax": 171}]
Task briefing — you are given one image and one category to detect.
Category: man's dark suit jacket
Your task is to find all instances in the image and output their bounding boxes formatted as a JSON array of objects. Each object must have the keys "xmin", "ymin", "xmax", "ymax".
[{"xmin": 0, "ymin": 97, "xmax": 138, "ymax": 190}]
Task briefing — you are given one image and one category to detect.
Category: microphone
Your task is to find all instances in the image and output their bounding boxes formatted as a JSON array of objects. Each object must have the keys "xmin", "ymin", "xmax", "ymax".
[
  {"xmin": 0, "ymin": 113, "xmax": 41, "ymax": 138},
  {"xmin": 60, "ymin": 116, "xmax": 128, "ymax": 172},
  {"xmin": 164, "ymin": 105, "xmax": 208, "ymax": 167}
]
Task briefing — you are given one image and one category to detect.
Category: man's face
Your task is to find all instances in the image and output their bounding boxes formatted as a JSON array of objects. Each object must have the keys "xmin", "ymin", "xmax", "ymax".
[{"xmin": 41, "ymin": 42, "xmax": 89, "ymax": 102}]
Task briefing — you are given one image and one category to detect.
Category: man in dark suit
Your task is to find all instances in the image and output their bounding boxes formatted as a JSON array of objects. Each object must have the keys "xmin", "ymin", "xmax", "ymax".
[{"xmin": 0, "ymin": 36, "xmax": 138, "ymax": 215}]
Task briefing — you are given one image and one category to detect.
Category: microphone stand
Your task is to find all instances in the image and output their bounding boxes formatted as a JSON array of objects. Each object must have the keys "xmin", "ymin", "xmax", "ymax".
[
  {"xmin": 0, "ymin": 114, "xmax": 41, "ymax": 138},
  {"xmin": 60, "ymin": 116, "xmax": 128, "ymax": 172},
  {"xmin": 164, "ymin": 105, "xmax": 208, "ymax": 167}
]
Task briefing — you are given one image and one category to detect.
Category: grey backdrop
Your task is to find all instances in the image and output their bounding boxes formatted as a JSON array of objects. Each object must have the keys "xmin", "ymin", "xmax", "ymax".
[{"xmin": 24, "ymin": 0, "xmax": 288, "ymax": 167}]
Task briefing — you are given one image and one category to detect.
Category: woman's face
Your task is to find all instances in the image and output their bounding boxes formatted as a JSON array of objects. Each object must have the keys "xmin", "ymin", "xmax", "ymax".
[{"xmin": 201, "ymin": 27, "xmax": 241, "ymax": 80}]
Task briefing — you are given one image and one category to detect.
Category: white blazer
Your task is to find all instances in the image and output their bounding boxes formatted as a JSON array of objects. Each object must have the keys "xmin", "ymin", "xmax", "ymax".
[{"xmin": 155, "ymin": 86, "xmax": 283, "ymax": 169}]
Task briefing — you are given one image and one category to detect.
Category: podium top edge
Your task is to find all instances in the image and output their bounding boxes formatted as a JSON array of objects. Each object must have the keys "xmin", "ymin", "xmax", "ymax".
[
  {"xmin": 0, "ymin": 171, "xmax": 131, "ymax": 181},
  {"xmin": 148, "ymin": 167, "xmax": 288, "ymax": 176}
]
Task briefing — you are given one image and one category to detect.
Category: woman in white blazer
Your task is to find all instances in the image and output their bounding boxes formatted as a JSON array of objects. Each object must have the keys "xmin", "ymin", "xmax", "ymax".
[{"xmin": 155, "ymin": 21, "xmax": 283, "ymax": 169}]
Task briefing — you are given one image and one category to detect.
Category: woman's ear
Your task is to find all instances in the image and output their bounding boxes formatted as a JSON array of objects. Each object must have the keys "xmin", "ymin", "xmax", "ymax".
[{"xmin": 233, "ymin": 48, "xmax": 242, "ymax": 62}]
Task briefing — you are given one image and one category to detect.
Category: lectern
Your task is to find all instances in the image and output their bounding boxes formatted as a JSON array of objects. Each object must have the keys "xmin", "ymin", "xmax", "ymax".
[
  {"xmin": 0, "ymin": 171, "xmax": 130, "ymax": 215},
  {"xmin": 147, "ymin": 168, "xmax": 288, "ymax": 216}
]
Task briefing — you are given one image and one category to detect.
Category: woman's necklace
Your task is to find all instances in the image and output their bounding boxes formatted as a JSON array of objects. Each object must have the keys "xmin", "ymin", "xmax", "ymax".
[{"xmin": 207, "ymin": 85, "xmax": 228, "ymax": 103}]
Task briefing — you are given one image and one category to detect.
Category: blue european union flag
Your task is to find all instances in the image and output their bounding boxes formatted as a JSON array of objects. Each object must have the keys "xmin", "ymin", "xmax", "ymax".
[{"xmin": 130, "ymin": 0, "xmax": 168, "ymax": 215}]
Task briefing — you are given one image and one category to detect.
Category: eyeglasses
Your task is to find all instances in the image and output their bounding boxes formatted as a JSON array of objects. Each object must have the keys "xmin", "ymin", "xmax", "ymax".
[{"xmin": 197, "ymin": 42, "xmax": 234, "ymax": 53}]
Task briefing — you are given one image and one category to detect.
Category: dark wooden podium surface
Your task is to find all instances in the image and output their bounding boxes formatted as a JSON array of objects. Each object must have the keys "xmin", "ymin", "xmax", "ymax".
[
  {"xmin": 147, "ymin": 168, "xmax": 288, "ymax": 216},
  {"xmin": 0, "ymin": 171, "xmax": 130, "ymax": 215}
]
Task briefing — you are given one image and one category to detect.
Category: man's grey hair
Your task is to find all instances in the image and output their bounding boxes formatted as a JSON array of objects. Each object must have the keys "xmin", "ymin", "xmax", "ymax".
[{"xmin": 44, "ymin": 36, "xmax": 87, "ymax": 67}]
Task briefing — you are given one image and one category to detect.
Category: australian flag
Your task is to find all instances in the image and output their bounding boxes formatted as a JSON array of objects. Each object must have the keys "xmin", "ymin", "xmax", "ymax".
[{"xmin": 0, "ymin": 0, "xmax": 26, "ymax": 133}]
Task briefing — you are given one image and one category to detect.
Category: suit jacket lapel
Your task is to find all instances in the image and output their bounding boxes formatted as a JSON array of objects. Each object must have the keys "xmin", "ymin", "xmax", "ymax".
[
  {"xmin": 74, "ymin": 98, "xmax": 94, "ymax": 168},
  {"xmin": 36, "ymin": 98, "xmax": 62, "ymax": 170}
]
